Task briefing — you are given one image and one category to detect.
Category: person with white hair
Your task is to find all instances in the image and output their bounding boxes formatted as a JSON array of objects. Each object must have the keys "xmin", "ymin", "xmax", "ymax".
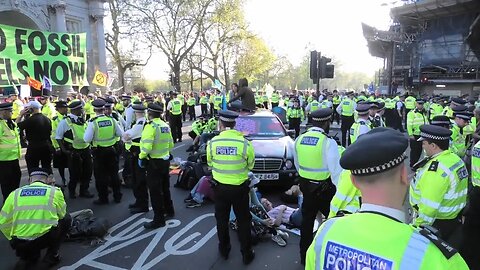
[
  {"xmin": 0, "ymin": 168, "xmax": 70, "ymax": 269},
  {"xmin": 16, "ymin": 100, "xmax": 53, "ymax": 174}
]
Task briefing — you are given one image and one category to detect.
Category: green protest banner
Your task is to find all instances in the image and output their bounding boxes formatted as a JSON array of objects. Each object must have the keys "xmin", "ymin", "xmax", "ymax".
[{"xmin": 0, "ymin": 23, "xmax": 87, "ymax": 87}]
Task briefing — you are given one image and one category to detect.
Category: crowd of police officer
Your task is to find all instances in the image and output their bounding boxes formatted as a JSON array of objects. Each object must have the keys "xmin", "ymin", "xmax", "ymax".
[{"xmin": 2, "ymin": 86, "xmax": 480, "ymax": 269}]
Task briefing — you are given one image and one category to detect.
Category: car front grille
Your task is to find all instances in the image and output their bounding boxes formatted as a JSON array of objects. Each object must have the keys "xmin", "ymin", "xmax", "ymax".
[{"xmin": 253, "ymin": 158, "xmax": 283, "ymax": 171}]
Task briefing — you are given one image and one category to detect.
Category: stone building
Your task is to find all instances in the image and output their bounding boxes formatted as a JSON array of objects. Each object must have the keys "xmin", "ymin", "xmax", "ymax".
[{"xmin": 0, "ymin": 0, "xmax": 107, "ymax": 94}]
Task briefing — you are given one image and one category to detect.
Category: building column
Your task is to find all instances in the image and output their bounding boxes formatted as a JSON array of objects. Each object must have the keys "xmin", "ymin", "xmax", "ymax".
[
  {"xmin": 93, "ymin": 15, "xmax": 107, "ymax": 73},
  {"xmin": 52, "ymin": 3, "xmax": 67, "ymax": 32}
]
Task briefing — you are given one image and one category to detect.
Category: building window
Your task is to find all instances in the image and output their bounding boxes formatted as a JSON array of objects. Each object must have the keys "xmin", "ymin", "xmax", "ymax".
[{"xmin": 66, "ymin": 19, "xmax": 82, "ymax": 33}]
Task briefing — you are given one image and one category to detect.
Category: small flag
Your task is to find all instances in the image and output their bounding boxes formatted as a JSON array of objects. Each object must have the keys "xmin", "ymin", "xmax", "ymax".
[
  {"xmin": 214, "ymin": 79, "xmax": 223, "ymax": 91},
  {"xmin": 27, "ymin": 77, "xmax": 42, "ymax": 91},
  {"xmin": 42, "ymin": 76, "xmax": 52, "ymax": 91},
  {"xmin": 222, "ymin": 93, "xmax": 227, "ymax": 110},
  {"xmin": 92, "ymin": 70, "xmax": 108, "ymax": 87}
]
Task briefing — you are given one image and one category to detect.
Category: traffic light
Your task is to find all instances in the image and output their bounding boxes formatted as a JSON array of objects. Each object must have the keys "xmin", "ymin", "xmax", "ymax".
[
  {"xmin": 174, "ymin": 76, "xmax": 180, "ymax": 86},
  {"xmin": 318, "ymin": 56, "xmax": 332, "ymax": 79},
  {"xmin": 169, "ymin": 74, "xmax": 174, "ymax": 85},
  {"xmin": 324, "ymin": 65, "xmax": 335, "ymax": 79},
  {"xmin": 310, "ymin": 51, "xmax": 319, "ymax": 81}
]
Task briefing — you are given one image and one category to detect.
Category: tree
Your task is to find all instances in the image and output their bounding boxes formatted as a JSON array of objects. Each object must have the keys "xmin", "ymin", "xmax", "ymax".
[
  {"xmin": 105, "ymin": 0, "xmax": 152, "ymax": 92},
  {"xmin": 128, "ymin": 0, "xmax": 212, "ymax": 92},
  {"xmin": 234, "ymin": 36, "xmax": 276, "ymax": 84}
]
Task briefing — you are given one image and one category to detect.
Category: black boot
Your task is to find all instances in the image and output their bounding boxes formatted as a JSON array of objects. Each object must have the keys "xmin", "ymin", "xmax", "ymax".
[{"xmin": 242, "ymin": 249, "xmax": 255, "ymax": 265}]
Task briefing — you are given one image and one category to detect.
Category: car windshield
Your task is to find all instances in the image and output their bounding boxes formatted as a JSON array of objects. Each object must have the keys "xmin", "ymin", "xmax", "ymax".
[{"xmin": 235, "ymin": 116, "xmax": 286, "ymax": 137}]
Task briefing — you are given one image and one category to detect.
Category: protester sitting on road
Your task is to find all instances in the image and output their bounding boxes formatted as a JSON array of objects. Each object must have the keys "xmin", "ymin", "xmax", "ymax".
[
  {"xmin": 260, "ymin": 194, "xmax": 303, "ymax": 229},
  {"xmin": 0, "ymin": 168, "xmax": 71, "ymax": 269},
  {"xmin": 230, "ymin": 186, "xmax": 290, "ymax": 247},
  {"xmin": 184, "ymin": 175, "xmax": 215, "ymax": 208}
]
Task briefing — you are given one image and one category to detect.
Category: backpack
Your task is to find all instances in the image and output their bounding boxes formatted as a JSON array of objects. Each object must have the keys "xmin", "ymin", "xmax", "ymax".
[
  {"xmin": 66, "ymin": 216, "xmax": 111, "ymax": 241},
  {"xmin": 174, "ymin": 161, "xmax": 205, "ymax": 190}
]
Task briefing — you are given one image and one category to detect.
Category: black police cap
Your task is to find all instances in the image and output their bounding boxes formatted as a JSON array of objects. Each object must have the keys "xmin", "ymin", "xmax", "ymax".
[
  {"xmin": 55, "ymin": 100, "xmax": 68, "ymax": 108},
  {"xmin": 340, "ymin": 128, "xmax": 408, "ymax": 176},
  {"xmin": 453, "ymin": 105, "xmax": 473, "ymax": 120},
  {"xmin": 356, "ymin": 102, "xmax": 371, "ymax": 115},
  {"xmin": 451, "ymin": 97, "xmax": 467, "ymax": 105},
  {"xmin": 132, "ymin": 103, "xmax": 146, "ymax": 112},
  {"xmin": 311, "ymin": 108, "xmax": 333, "ymax": 122},
  {"xmin": 0, "ymin": 102, "xmax": 13, "ymax": 111},
  {"xmin": 431, "ymin": 115, "xmax": 451, "ymax": 127},
  {"xmin": 147, "ymin": 103, "xmax": 163, "ymax": 113},
  {"xmin": 92, "ymin": 99, "xmax": 106, "ymax": 109},
  {"xmin": 218, "ymin": 110, "xmax": 239, "ymax": 122},
  {"xmin": 30, "ymin": 167, "xmax": 50, "ymax": 177},
  {"xmin": 68, "ymin": 100, "xmax": 83, "ymax": 110},
  {"xmin": 416, "ymin": 99, "xmax": 425, "ymax": 104},
  {"xmin": 418, "ymin": 124, "xmax": 452, "ymax": 142}
]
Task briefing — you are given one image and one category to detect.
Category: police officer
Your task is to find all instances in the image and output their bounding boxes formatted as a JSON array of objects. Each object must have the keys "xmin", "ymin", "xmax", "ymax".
[
  {"xmin": 56, "ymin": 100, "xmax": 94, "ymax": 199},
  {"xmin": 431, "ymin": 115, "xmax": 451, "ymax": 129},
  {"xmin": 138, "ymin": 103, "xmax": 174, "ymax": 228},
  {"xmin": 213, "ymin": 91, "xmax": 223, "ymax": 115},
  {"xmin": 462, "ymin": 138, "xmax": 480, "ymax": 269},
  {"xmin": 328, "ymin": 169, "xmax": 361, "ymax": 218},
  {"xmin": 0, "ymin": 168, "xmax": 70, "ymax": 268},
  {"xmin": 0, "ymin": 102, "xmax": 21, "ymax": 202},
  {"xmin": 349, "ymin": 102, "xmax": 371, "ymax": 144},
  {"xmin": 443, "ymin": 97, "xmax": 467, "ymax": 119},
  {"xmin": 407, "ymin": 99, "xmax": 428, "ymax": 168},
  {"xmin": 410, "ymin": 125, "xmax": 467, "ymax": 242},
  {"xmin": 450, "ymin": 106, "xmax": 472, "ymax": 159},
  {"xmin": 167, "ymin": 92, "xmax": 183, "ymax": 143},
  {"xmin": 287, "ymin": 99, "xmax": 304, "ymax": 138},
  {"xmin": 305, "ymin": 97, "xmax": 320, "ymax": 125},
  {"xmin": 51, "ymin": 100, "xmax": 69, "ymax": 186},
  {"xmin": 293, "ymin": 108, "xmax": 342, "ymax": 264},
  {"xmin": 84, "ymin": 99, "xmax": 123, "ymax": 205},
  {"xmin": 187, "ymin": 94, "xmax": 196, "ymax": 121},
  {"xmin": 178, "ymin": 92, "xmax": 187, "ymax": 122},
  {"xmin": 332, "ymin": 90, "xmax": 341, "ymax": 124},
  {"xmin": 199, "ymin": 93, "xmax": 209, "ymax": 116},
  {"xmin": 122, "ymin": 94, "xmax": 135, "ymax": 129},
  {"xmin": 372, "ymin": 102, "xmax": 386, "ymax": 128},
  {"xmin": 39, "ymin": 95, "xmax": 57, "ymax": 119},
  {"xmin": 271, "ymin": 90, "xmax": 280, "ymax": 108},
  {"xmin": 188, "ymin": 115, "xmax": 206, "ymax": 140},
  {"xmin": 207, "ymin": 110, "xmax": 255, "ymax": 264},
  {"xmin": 336, "ymin": 91, "xmax": 356, "ymax": 147},
  {"xmin": 404, "ymin": 94, "xmax": 416, "ymax": 118},
  {"xmin": 305, "ymin": 128, "xmax": 469, "ymax": 269},
  {"xmin": 123, "ymin": 103, "xmax": 149, "ymax": 214},
  {"xmin": 16, "ymin": 100, "xmax": 53, "ymax": 174}
]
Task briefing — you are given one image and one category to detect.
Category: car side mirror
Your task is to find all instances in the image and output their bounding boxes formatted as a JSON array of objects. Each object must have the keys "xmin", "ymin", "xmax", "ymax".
[{"xmin": 287, "ymin": 130, "xmax": 295, "ymax": 138}]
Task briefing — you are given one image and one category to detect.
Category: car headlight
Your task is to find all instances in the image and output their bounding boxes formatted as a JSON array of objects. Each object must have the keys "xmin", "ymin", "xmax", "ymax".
[{"xmin": 285, "ymin": 160, "xmax": 293, "ymax": 169}]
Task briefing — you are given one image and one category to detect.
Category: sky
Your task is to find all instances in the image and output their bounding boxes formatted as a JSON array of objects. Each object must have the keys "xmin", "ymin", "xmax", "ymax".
[{"xmin": 142, "ymin": 0, "xmax": 397, "ymax": 80}]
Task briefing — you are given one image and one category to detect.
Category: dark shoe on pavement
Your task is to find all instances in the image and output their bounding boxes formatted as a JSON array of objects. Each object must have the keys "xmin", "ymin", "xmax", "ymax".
[
  {"xmin": 186, "ymin": 201, "xmax": 201, "ymax": 208},
  {"xmin": 114, "ymin": 193, "xmax": 123, "ymax": 203},
  {"xmin": 242, "ymin": 250, "xmax": 255, "ymax": 265},
  {"xmin": 93, "ymin": 199, "xmax": 108, "ymax": 205},
  {"xmin": 79, "ymin": 191, "xmax": 94, "ymax": 198},
  {"xmin": 43, "ymin": 252, "xmax": 60, "ymax": 266},
  {"xmin": 219, "ymin": 244, "xmax": 231, "ymax": 260},
  {"xmin": 130, "ymin": 207, "xmax": 149, "ymax": 214},
  {"xmin": 143, "ymin": 220, "xmax": 166, "ymax": 229},
  {"xmin": 69, "ymin": 191, "xmax": 77, "ymax": 199},
  {"xmin": 184, "ymin": 195, "xmax": 194, "ymax": 203}
]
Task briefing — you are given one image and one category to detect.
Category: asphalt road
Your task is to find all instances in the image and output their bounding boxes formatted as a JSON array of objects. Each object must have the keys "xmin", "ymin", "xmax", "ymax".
[{"xmin": 0, "ymin": 120, "xmax": 308, "ymax": 270}]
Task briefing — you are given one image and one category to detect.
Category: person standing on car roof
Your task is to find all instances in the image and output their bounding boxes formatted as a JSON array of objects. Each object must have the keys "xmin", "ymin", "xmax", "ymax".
[
  {"xmin": 293, "ymin": 108, "xmax": 342, "ymax": 265},
  {"xmin": 207, "ymin": 110, "xmax": 255, "ymax": 265}
]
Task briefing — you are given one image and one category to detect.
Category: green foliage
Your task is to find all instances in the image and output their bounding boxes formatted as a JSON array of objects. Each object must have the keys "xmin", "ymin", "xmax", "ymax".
[{"xmin": 234, "ymin": 36, "xmax": 276, "ymax": 83}]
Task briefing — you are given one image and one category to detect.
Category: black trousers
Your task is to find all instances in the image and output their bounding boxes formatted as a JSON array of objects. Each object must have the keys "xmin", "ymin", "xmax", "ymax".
[
  {"xmin": 299, "ymin": 178, "xmax": 336, "ymax": 262},
  {"xmin": 169, "ymin": 114, "xmax": 183, "ymax": 142},
  {"xmin": 188, "ymin": 105, "xmax": 196, "ymax": 121},
  {"xmin": 92, "ymin": 146, "xmax": 122, "ymax": 202},
  {"xmin": 130, "ymin": 148, "xmax": 149, "ymax": 208},
  {"xmin": 182, "ymin": 105, "xmax": 187, "ymax": 121},
  {"xmin": 461, "ymin": 186, "xmax": 480, "ymax": 270},
  {"xmin": 409, "ymin": 136, "xmax": 422, "ymax": 168},
  {"xmin": 122, "ymin": 147, "xmax": 133, "ymax": 183},
  {"xmin": 201, "ymin": 104, "xmax": 208, "ymax": 116},
  {"xmin": 263, "ymin": 102, "xmax": 268, "ymax": 109},
  {"xmin": 210, "ymin": 103, "xmax": 215, "ymax": 116},
  {"xmin": 214, "ymin": 181, "xmax": 252, "ymax": 253},
  {"xmin": 332, "ymin": 105, "xmax": 340, "ymax": 124},
  {"xmin": 340, "ymin": 115, "xmax": 354, "ymax": 147},
  {"xmin": 0, "ymin": 160, "xmax": 21, "ymax": 202},
  {"xmin": 25, "ymin": 143, "xmax": 53, "ymax": 174},
  {"xmin": 146, "ymin": 159, "xmax": 173, "ymax": 222},
  {"xmin": 289, "ymin": 117, "xmax": 301, "ymax": 138},
  {"xmin": 10, "ymin": 214, "xmax": 71, "ymax": 262},
  {"xmin": 68, "ymin": 148, "xmax": 93, "ymax": 195},
  {"xmin": 271, "ymin": 102, "xmax": 278, "ymax": 109}
]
